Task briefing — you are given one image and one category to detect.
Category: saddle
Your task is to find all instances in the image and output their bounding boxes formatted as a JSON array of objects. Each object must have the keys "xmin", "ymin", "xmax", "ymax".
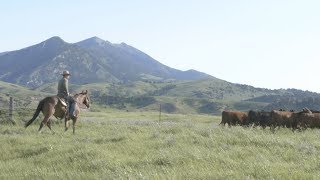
[
  {"xmin": 57, "ymin": 96, "xmax": 77, "ymax": 118},
  {"xmin": 57, "ymin": 96, "xmax": 68, "ymax": 107}
]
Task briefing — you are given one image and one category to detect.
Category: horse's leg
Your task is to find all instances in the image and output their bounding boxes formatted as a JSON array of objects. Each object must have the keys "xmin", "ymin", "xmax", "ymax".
[
  {"xmin": 72, "ymin": 118, "xmax": 78, "ymax": 134},
  {"xmin": 65, "ymin": 117, "xmax": 70, "ymax": 131},
  {"xmin": 38, "ymin": 115, "xmax": 50, "ymax": 133},
  {"xmin": 39, "ymin": 106, "xmax": 54, "ymax": 133},
  {"xmin": 38, "ymin": 121, "xmax": 45, "ymax": 132},
  {"xmin": 47, "ymin": 120, "xmax": 55, "ymax": 134}
]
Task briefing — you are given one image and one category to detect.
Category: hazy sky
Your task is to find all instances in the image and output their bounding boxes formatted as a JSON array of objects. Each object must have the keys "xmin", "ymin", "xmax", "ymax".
[{"xmin": 1, "ymin": 0, "xmax": 320, "ymax": 92}]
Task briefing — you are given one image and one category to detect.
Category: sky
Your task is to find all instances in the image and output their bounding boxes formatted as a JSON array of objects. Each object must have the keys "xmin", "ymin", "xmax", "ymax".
[{"xmin": 1, "ymin": 0, "xmax": 320, "ymax": 92}]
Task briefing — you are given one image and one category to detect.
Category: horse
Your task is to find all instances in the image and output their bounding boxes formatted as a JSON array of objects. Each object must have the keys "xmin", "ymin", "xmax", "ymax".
[
  {"xmin": 64, "ymin": 90, "xmax": 90, "ymax": 134},
  {"xmin": 25, "ymin": 90, "xmax": 90, "ymax": 134}
]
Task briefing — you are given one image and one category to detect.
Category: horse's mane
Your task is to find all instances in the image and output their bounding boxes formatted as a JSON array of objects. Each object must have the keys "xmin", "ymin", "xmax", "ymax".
[
  {"xmin": 74, "ymin": 90, "xmax": 88, "ymax": 98},
  {"xmin": 73, "ymin": 90, "xmax": 89, "ymax": 103}
]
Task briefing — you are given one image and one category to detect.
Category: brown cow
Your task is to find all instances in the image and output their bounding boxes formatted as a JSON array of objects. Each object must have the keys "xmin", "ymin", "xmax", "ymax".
[
  {"xmin": 270, "ymin": 110, "xmax": 294, "ymax": 129},
  {"xmin": 220, "ymin": 110, "xmax": 248, "ymax": 126},
  {"xmin": 292, "ymin": 108, "xmax": 320, "ymax": 130}
]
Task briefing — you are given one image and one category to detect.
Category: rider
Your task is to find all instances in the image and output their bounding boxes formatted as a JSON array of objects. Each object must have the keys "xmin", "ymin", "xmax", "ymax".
[{"xmin": 57, "ymin": 70, "xmax": 75, "ymax": 118}]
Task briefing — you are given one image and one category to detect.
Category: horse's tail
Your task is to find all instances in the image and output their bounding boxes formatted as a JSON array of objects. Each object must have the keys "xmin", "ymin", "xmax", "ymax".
[{"xmin": 25, "ymin": 99, "xmax": 45, "ymax": 128}]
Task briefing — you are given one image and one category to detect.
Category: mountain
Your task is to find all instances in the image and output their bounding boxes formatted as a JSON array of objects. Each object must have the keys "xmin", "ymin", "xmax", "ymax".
[
  {"xmin": 0, "ymin": 36, "xmax": 211, "ymax": 87},
  {"xmin": 0, "ymin": 36, "xmax": 73, "ymax": 86},
  {"xmin": 0, "ymin": 52, "xmax": 8, "ymax": 56},
  {"xmin": 76, "ymin": 37, "xmax": 210, "ymax": 81},
  {"xmin": 2, "ymin": 36, "xmax": 320, "ymax": 114}
]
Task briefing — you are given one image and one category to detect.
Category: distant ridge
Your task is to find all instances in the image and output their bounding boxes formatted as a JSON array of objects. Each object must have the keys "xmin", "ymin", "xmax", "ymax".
[{"xmin": 0, "ymin": 36, "xmax": 212, "ymax": 87}]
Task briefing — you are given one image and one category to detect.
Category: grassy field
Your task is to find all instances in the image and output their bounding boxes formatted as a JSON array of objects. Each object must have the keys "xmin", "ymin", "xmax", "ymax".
[{"xmin": 0, "ymin": 110, "xmax": 320, "ymax": 179}]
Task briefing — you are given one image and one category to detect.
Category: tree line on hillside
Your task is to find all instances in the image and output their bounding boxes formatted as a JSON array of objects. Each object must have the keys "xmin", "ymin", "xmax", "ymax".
[
  {"xmin": 263, "ymin": 96, "xmax": 320, "ymax": 111},
  {"xmin": 93, "ymin": 94, "xmax": 156, "ymax": 109},
  {"xmin": 91, "ymin": 92, "xmax": 320, "ymax": 114}
]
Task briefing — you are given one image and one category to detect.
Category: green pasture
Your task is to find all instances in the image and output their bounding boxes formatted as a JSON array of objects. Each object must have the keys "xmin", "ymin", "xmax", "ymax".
[{"xmin": 0, "ymin": 110, "xmax": 319, "ymax": 179}]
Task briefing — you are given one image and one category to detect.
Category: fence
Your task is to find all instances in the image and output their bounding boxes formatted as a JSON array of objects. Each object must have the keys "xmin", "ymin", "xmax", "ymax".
[
  {"xmin": 0, "ymin": 97, "xmax": 164, "ymax": 125},
  {"xmin": 0, "ymin": 97, "xmax": 38, "ymax": 125}
]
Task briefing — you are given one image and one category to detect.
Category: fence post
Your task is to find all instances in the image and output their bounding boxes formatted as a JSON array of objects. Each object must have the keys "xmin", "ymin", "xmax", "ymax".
[
  {"xmin": 9, "ymin": 97, "xmax": 15, "ymax": 124},
  {"xmin": 159, "ymin": 104, "xmax": 161, "ymax": 123}
]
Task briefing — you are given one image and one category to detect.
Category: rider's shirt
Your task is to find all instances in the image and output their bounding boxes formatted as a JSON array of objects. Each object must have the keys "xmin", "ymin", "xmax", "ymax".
[{"xmin": 57, "ymin": 77, "xmax": 69, "ymax": 98}]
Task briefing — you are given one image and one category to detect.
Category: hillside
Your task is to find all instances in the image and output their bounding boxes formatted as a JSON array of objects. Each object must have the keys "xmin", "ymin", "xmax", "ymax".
[
  {"xmin": 32, "ymin": 79, "xmax": 320, "ymax": 114},
  {"xmin": 0, "ymin": 36, "xmax": 210, "ymax": 87},
  {"xmin": 0, "ymin": 81, "xmax": 49, "ymax": 108},
  {"xmin": 1, "ymin": 77, "xmax": 320, "ymax": 114}
]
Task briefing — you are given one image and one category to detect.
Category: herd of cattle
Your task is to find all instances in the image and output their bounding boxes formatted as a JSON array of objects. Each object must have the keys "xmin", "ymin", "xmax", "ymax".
[{"xmin": 220, "ymin": 108, "xmax": 320, "ymax": 131}]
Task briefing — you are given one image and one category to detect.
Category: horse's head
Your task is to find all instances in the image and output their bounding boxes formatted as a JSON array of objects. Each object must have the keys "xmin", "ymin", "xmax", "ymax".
[{"xmin": 78, "ymin": 90, "xmax": 90, "ymax": 108}]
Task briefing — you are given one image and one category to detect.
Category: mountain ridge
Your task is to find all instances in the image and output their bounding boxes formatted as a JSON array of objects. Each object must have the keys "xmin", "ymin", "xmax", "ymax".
[{"xmin": 0, "ymin": 36, "xmax": 212, "ymax": 87}]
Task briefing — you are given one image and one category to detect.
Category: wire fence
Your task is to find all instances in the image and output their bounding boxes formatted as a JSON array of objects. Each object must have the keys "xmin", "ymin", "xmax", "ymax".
[
  {"xmin": 0, "ymin": 97, "xmax": 162, "ymax": 125},
  {"xmin": 0, "ymin": 97, "xmax": 39, "ymax": 125},
  {"xmin": 0, "ymin": 107, "xmax": 38, "ymax": 125},
  {"xmin": 0, "ymin": 96, "xmax": 89, "ymax": 125}
]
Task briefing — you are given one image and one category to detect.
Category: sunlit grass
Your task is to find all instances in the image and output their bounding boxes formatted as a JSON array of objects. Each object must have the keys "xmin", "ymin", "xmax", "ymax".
[{"xmin": 0, "ymin": 111, "xmax": 319, "ymax": 179}]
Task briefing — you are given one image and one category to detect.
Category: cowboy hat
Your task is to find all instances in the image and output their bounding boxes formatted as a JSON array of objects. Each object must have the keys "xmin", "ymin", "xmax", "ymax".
[{"xmin": 61, "ymin": 70, "xmax": 71, "ymax": 76}]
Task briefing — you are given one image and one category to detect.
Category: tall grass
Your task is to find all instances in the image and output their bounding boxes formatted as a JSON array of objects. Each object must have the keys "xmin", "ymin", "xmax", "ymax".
[{"xmin": 0, "ymin": 111, "xmax": 319, "ymax": 179}]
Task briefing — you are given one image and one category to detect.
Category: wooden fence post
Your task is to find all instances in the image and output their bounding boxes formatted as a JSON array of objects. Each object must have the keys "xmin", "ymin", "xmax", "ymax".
[
  {"xmin": 159, "ymin": 104, "xmax": 161, "ymax": 123},
  {"xmin": 9, "ymin": 97, "xmax": 15, "ymax": 124}
]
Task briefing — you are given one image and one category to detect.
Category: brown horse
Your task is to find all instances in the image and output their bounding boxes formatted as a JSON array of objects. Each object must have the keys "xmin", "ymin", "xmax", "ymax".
[
  {"xmin": 25, "ymin": 90, "xmax": 90, "ymax": 134},
  {"xmin": 64, "ymin": 90, "xmax": 90, "ymax": 134}
]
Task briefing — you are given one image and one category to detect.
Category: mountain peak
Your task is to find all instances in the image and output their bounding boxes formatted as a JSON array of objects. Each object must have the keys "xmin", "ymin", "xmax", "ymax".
[
  {"xmin": 76, "ymin": 36, "xmax": 110, "ymax": 47},
  {"xmin": 29, "ymin": 36, "xmax": 66, "ymax": 50},
  {"xmin": 44, "ymin": 36, "xmax": 65, "ymax": 43},
  {"xmin": 89, "ymin": 36, "xmax": 105, "ymax": 42}
]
